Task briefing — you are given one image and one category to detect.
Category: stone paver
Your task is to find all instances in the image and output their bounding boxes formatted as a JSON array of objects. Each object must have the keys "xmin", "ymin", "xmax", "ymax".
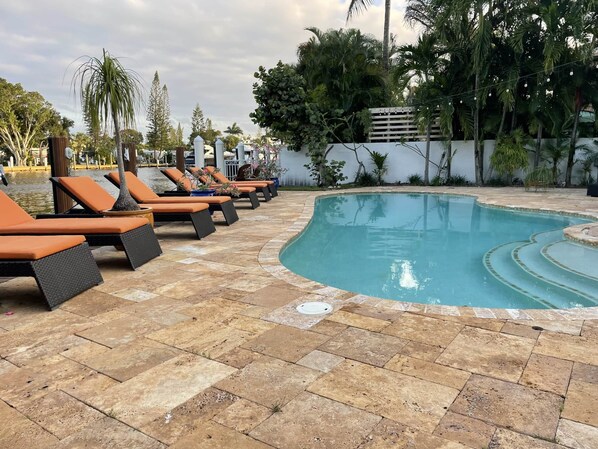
[
  {"xmin": 437, "ymin": 326, "xmax": 535, "ymax": 381},
  {"xmin": 251, "ymin": 391, "xmax": 381, "ymax": 449},
  {"xmin": 556, "ymin": 419, "xmax": 598, "ymax": 449},
  {"xmin": 87, "ymin": 354, "xmax": 236, "ymax": 428},
  {"xmin": 382, "ymin": 313, "xmax": 463, "ymax": 347},
  {"xmin": 241, "ymin": 324, "xmax": 330, "ymax": 362},
  {"xmin": 309, "ymin": 360, "xmax": 459, "ymax": 432},
  {"xmin": 451, "ymin": 375, "xmax": 562, "ymax": 440},
  {"xmin": 319, "ymin": 326, "xmax": 407, "ymax": 367},
  {"xmin": 0, "ymin": 399, "xmax": 58, "ymax": 449},
  {"xmin": 52, "ymin": 416, "xmax": 165, "ymax": 449},
  {"xmin": 385, "ymin": 354, "xmax": 470, "ymax": 389},
  {"xmin": 215, "ymin": 355, "xmax": 321, "ymax": 408},
  {"xmin": 140, "ymin": 388, "xmax": 237, "ymax": 445},
  {"xmin": 169, "ymin": 420, "xmax": 271, "ymax": 449},
  {"xmin": 297, "ymin": 349, "xmax": 345, "ymax": 373},
  {"xmin": 489, "ymin": 428, "xmax": 565, "ymax": 448},
  {"xmin": 1, "ymin": 187, "xmax": 597, "ymax": 448},
  {"xmin": 562, "ymin": 380, "xmax": 598, "ymax": 427},
  {"xmin": 20, "ymin": 390, "xmax": 103, "ymax": 439},
  {"xmin": 433, "ymin": 411, "xmax": 496, "ymax": 449},
  {"xmin": 519, "ymin": 353, "xmax": 573, "ymax": 396},
  {"xmin": 213, "ymin": 398, "xmax": 272, "ymax": 434},
  {"xmin": 361, "ymin": 418, "xmax": 470, "ymax": 449}
]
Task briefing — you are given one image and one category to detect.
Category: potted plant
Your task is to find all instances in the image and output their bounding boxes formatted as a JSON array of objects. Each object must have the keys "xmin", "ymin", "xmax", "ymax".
[
  {"xmin": 253, "ymin": 146, "xmax": 288, "ymax": 188},
  {"xmin": 72, "ymin": 49, "xmax": 143, "ymax": 213}
]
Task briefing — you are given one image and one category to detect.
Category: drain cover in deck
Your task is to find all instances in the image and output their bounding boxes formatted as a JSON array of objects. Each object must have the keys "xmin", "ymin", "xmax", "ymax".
[{"xmin": 296, "ymin": 302, "xmax": 332, "ymax": 315}]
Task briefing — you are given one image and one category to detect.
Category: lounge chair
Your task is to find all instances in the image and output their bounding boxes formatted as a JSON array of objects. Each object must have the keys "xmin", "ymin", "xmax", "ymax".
[
  {"xmin": 104, "ymin": 171, "xmax": 239, "ymax": 225},
  {"xmin": 50, "ymin": 176, "xmax": 217, "ymax": 239},
  {"xmin": 212, "ymin": 164, "xmax": 278, "ymax": 197},
  {"xmin": 189, "ymin": 166, "xmax": 274, "ymax": 201},
  {"xmin": 0, "ymin": 235, "xmax": 103, "ymax": 310},
  {"xmin": 205, "ymin": 165, "xmax": 278, "ymax": 197},
  {"xmin": 0, "ymin": 191, "xmax": 161, "ymax": 270},
  {"xmin": 160, "ymin": 168, "xmax": 260, "ymax": 210}
]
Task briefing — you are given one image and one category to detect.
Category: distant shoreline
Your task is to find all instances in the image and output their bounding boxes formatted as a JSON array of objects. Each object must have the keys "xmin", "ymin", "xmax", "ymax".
[{"xmin": 2, "ymin": 164, "xmax": 172, "ymax": 172}]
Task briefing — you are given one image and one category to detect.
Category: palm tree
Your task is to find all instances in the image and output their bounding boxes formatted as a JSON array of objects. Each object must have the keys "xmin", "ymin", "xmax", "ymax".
[
  {"xmin": 394, "ymin": 34, "xmax": 445, "ymax": 184},
  {"xmin": 72, "ymin": 49, "xmax": 143, "ymax": 211},
  {"xmin": 346, "ymin": 0, "xmax": 391, "ymax": 71},
  {"xmin": 224, "ymin": 122, "xmax": 243, "ymax": 135}
]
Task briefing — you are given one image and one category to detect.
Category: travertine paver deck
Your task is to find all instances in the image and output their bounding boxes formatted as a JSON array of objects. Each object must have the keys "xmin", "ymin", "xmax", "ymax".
[{"xmin": 0, "ymin": 186, "xmax": 597, "ymax": 448}]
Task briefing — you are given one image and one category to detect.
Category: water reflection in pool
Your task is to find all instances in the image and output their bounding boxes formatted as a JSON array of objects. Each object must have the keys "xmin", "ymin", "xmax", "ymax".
[{"xmin": 2, "ymin": 168, "xmax": 174, "ymax": 214}]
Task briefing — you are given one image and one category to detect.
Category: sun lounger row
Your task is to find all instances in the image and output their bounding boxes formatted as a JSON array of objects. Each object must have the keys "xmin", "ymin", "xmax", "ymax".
[{"xmin": 0, "ymin": 167, "xmax": 281, "ymax": 309}]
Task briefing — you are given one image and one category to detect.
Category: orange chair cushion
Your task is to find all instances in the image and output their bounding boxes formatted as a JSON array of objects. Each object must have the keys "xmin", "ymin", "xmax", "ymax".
[
  {"xmin": 58, "ymin": 176, "xmax": 115, "ymax": 212},
  {"xmin": 0, "ymin": 191, "xmax": 35, "ymax": 228},
  {"xmin": 163, "ymin": 169, "xmax": 192, "ymax": 192},
  {"xmin": 228, "ymin": 181, "xmax": 270, "ymax": 188},
  {"xmin": 107, "ymin": 172, "xmax": 159, "ymax": 202},
  {"xmin": 142, "ymin": 203, "xmax": 209, "ymax": 213},
  {"xmin": 0, "ymin": 235, "xmax": 86, "ymax": 260},
  {"xmin": 0, "ymin": 217, "xmax": 149, "ymax": 235},
  {"xmin": 204, "ymin": 166, "xmax": 230, "ymax": 184}
]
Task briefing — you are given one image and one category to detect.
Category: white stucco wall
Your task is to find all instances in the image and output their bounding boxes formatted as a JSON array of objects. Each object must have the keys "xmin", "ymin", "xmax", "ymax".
[{"xmin": 280, "ymin": 138, "xmax": 596, "ymax": 186}]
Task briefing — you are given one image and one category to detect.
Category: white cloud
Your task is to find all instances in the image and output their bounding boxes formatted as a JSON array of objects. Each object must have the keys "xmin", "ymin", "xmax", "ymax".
[{"xmin": 0, "ymin": 0, "xmax": 418, "ymax": 140}]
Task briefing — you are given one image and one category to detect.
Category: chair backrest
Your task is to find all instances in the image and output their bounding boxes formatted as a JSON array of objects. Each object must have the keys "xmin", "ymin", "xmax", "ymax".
[
  {"xmin": 107, "ymin": 171, "xmax": 158, "ymax": 202},
  {"xmin": 162, "ymin": 168, "xmax": 191, "ymax": 192},
  {"xmin": 57, "ymin": 176, "xmax": 115, "ymax": 213},
  {"xmin": 205, "ymin": 166, "xmax": 229, "ymax": 184},
  {"xmin": 0, "ymin": 191, "xmax": 34, "ymax": 228},
  {"xmin": 187, "ymin": 167, "xmax": 211, "ymax": 185}
]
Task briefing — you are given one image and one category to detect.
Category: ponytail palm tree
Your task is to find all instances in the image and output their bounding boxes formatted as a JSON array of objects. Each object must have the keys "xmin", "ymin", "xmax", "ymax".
[{"xmin": 72, "ymin": 49, "xmax": 142, "ymax": 211}]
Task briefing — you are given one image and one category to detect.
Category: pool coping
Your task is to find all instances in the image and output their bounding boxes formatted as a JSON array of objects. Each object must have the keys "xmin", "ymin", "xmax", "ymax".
[{"xmin": 258, "ymin": 187, "xmax": 598, "ymax": 321}]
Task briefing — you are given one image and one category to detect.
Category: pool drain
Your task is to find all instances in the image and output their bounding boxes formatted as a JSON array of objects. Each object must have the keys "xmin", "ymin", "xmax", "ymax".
[{"xmin": 296, "ymin": 302, "xmax": 333, "ymax": 315}]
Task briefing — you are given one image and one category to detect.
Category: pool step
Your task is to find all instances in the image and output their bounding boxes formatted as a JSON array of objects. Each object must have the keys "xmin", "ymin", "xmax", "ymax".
[
  {"xmin": 543, "ymin": 240, "xmax": 598, "ymax": 281},
  {"xmin": 513, "ymin": 231, "xmax": 598, "ymax": 305},
  {"xmin": 484, "ymin": 241, "xmax": 596, "ymax": 309}
]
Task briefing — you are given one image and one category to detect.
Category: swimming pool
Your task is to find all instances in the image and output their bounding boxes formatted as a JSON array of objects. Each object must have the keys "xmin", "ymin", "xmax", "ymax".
[{"xmin": 280, "ymin": 193, "xmax": 598, "ymax": 309}]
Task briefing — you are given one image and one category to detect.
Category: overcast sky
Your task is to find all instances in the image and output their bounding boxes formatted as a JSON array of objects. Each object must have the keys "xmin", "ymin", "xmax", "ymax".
[{"xmin": 0, "ymin": 0, "xmax": 418, "ymax": 140}]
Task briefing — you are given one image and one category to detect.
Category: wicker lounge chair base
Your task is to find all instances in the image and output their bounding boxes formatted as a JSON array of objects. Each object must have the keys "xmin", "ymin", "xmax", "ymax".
[
  {"xmin": 0, "ymin": 242, "xmax": 103, "ymax": 310},
  {"xmin": 215, "ymin": 200, "xmax": 239, "ymax": 225},
  {"xmin": 588, "ymin": 183, "xmax": 598, "ymax": 197},
  {"xmin": 243, "ymin": 191, "xmax": 260, "ymax": 209},
  {"xmin": 154, "ymin": 209, "xmax": 216, "ymax": 239},
  {"xmin": 84, "ymin": 224, "xmax": 162, "ymax": 269}
]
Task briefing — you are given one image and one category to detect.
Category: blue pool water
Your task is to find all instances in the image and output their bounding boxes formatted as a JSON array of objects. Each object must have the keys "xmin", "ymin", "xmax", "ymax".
[{"xmin": 280, "ymin": 193, "xmax": 598, "ymax": 309}]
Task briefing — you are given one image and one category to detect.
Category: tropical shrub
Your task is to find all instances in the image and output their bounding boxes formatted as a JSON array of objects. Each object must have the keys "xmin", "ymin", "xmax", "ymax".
[
  {"xmin": 408, "ymin": 174, "xmax": 424, "ymax": 185},
  {"xmin": 370, "ymin": 151, "xmax": 389, "ymax": 185},
  {"xmin": 356, "ymin": 171, "xmax": 377, "ymax": 186},
  {"xmin": 445, "ymin": 175, "xmax": 469, "ymax": 186},
  {"xmin": 490, "ymin": 130, "xmax": 530, "ymax": 185},
  {"xmin": 304, "ymin": 159, "xmax": 347, "ymax": 187},
  {"xmin": 524, "ymin": 167, "xmax": 553, "ymax": 191}
]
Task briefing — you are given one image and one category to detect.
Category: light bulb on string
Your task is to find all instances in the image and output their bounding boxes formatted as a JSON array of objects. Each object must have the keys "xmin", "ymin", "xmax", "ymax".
[
  {"xmin": 506, "ymin": 89, "xmax": 509, "ymax": 93},
  {"xmin": 488, "ymin": 92, "xmax": 492, "ymax": 97},
  {"xmin": 547, "ymin": 77, "xmax": 551, "ymax": 82},
  {"xmin": 524, "ymin": 82, "xmax": 528, "ymax": 88},
  {"xmin": 570, "ymin": 70, "xmax": 574, "ymax": 76},
  {"xmin": 459, "ymin": 100, "xmax": 463, "ymax": 104}
]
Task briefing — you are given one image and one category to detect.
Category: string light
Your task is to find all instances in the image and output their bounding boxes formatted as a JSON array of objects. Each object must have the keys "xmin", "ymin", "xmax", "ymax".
[{"xmin": 407, "ymin": 59, "xmax": 584, "ymax": 111}]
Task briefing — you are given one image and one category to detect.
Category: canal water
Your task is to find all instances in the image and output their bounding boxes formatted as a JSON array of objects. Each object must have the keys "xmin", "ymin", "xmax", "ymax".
[{"xmin": 1, "ymin": 168, "xmax": 174, "ymax": 215}]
